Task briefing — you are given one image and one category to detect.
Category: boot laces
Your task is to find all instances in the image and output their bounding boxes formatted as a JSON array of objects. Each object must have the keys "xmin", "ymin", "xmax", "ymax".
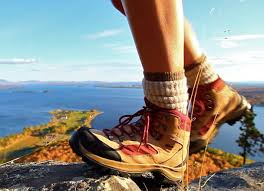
[
  {"xmin": 193, "ymin": 99, "xmax": 206, "ymax": 116},
  {"xmin": 103, "ymin": 106, "xmax": 154, "ymax": 147},
  {"xmin": 192, "ymin": 94, "xmax": 214, "ymax": 117}
]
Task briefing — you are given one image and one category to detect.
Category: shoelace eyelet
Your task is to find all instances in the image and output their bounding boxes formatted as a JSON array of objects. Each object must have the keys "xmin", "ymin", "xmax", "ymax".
[
  {"xmin": 206, "ymin": 100, "xmax": 214, "ymax": 110},
  {"xmin": 204, "ymin": 93, "xmax": 211, "ymax": 100}
]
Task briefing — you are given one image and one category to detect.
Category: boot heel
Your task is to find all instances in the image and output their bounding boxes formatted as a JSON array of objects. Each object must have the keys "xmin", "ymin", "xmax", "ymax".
[{"xmin": 226, "ymin": 96, "xmax": 252, "ymax": 126}]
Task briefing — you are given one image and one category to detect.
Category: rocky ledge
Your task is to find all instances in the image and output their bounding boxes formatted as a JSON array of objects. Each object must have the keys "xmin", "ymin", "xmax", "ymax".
[{"xmin": 0, "ymin": 161, "xmax": 263, "ymax": 191}]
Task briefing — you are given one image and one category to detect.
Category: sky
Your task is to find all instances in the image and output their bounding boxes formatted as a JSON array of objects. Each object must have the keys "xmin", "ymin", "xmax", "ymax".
[{"xmin": 0, "ymin": 0, "xmax": 264, "ymax": 82}]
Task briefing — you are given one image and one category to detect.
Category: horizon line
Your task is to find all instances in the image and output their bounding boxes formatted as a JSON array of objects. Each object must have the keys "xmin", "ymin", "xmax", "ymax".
[{"xmin": 1, "ymin": 79, "xmax": 264, "ymax": 84}]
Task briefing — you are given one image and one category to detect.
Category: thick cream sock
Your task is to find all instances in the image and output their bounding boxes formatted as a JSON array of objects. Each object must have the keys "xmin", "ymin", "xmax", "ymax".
[
  {"xmin": 143, "ymin": 71, "xmax": 188, "ymax": 114},
  {"xmin": 185, "ymin": 55, "xmax": 218, "ymax": 87}
]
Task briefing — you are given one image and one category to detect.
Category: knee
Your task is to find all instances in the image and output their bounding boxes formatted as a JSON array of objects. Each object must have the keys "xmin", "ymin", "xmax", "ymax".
[{"xmin": 111, "ymin": 0, "xmax": 126, "ymax": 15}]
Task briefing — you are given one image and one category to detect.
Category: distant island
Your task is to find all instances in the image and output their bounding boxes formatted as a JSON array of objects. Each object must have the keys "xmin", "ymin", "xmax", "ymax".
[
  {"xmin": 0, "ymin": 109, "xmax": 101, "ymax": 163},
  {"xmin": 0, "ymin": 79, "xmax": 19, "ymax": 89},
  {"xmin": 236, "ymin": 86, "xmax": 264, "ymax": 106}
]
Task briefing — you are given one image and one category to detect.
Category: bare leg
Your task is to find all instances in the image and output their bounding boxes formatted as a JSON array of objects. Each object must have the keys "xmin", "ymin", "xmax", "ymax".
[
  {"xmin": 119, "ymin": 0, "xmax": 184, "ymax": 72},
  {"xmin": 184, "ymin": 18, "xmax": 203, "ymax": 66},
  {"xmin": 112, "ymin": 0, "xmax": 202, "ymax": 69},
  {"xmin": 69, "ymin": 1, "xmax": 191, "ymax": 184}
]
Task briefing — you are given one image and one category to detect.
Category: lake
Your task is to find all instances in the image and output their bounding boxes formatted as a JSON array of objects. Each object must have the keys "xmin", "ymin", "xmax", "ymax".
[{"xmin": 0, "ymin": 84, "xmax": 263, "ymax": 161}]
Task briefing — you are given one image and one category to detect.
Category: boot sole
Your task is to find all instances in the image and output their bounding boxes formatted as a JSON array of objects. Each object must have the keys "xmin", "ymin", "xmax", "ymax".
[
  {"xmin": 69, "ymin": 131, "xmax": 185, "ymax": 183},
  {"xmin": 189, "ymin": 95, "xmax": 251, "ymax": 154}
]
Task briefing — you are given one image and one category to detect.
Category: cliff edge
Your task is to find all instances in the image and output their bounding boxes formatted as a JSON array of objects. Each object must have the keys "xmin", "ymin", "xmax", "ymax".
[{"xmin": 0, "ymin": 161, "xmax": 263, "ymax": 191}]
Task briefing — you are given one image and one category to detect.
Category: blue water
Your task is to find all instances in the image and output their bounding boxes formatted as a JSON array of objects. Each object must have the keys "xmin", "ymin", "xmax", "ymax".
[{"xmin": 0, "ymin": 84, "xmax": 263, "ymax": 161}]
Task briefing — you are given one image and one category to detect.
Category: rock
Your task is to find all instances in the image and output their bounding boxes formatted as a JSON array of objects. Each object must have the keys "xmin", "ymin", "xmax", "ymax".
[
  {"xmin": 98, "ymin": 176, "xmax": 140, "ymax": 191},
  {"xmin": 189, "ymin": 162, "xmax": 264, "ymax": 191},
  {"xmin": 0, "ymin": 161, "xmax": 141, "ymax": 191},
  {"xmin": 0, "ymin": 161, "xmax": 263, "ymax": 191}
]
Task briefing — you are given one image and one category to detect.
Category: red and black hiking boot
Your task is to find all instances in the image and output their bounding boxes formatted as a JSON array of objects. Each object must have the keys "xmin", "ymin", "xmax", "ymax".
[
  {"xmin": 70, "ymin": 99, "xmax": 191, "ymax": 182},
  {"xmin": 189, "ymin": 77, "xmax": 251, "ymax": 154}
]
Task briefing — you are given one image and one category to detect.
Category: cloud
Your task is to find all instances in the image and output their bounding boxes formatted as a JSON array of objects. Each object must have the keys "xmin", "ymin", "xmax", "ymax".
[
  {"xmin": 215, "ymin": 34, "xmax": 264, "ymax": 41},
  {"xmin": 103, "ymin": 43, "xmax": 137, "ymax": 54},
  {"xmin": 209, "ymin": 8, "xmax": 215, "ymax": 15},
  {"xmin": 0, "ymin": 58, "xmax": 38, "ymax": 65},
  {"xmin": 210, "ymin": 50, "xmax": 264, "ymax": 67},
  {"xmin": 214, "ymin": 34, "xmax": 264, "ymax": 49},
  {"xmin": 218, "ymin": 41, "xmax": 238, "ymax": 49},
  {"xmin": 217, "ymin": 64, "xmax": 263, "ymax": 82},
  {"xmin": 209, "ymin": 51, "xmax": 264, "ymax": 81},
  {"xmin": 83, "ymin": 28, "xmax": 123, "ymax": 40}
]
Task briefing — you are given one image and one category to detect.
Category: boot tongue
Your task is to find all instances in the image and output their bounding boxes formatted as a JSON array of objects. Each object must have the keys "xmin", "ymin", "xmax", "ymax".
[{"xmin": 144, "ymin": 97, "xmax": 191, "ymax": 132}]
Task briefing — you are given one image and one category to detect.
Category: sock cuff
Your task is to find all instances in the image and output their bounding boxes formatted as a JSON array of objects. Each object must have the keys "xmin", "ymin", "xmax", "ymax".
[
  {"xmin": 185, "ymin": 57, "xmax": 218, "ymax": 87},
  {"xmin": 143, "ymin": 71, "xmax": 185, "ymax": 81},
  {"xmin": 142, "ymin": 78, "xmax": 188, "ymax": 96},
  {"xmin": 142, "ymin": 77, "xmax": 188, "ymax": 112}
]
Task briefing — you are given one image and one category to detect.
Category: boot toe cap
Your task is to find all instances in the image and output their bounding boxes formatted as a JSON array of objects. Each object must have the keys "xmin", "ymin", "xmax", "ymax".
[{"xmin": 71, "ymin": 126, "xmax": 121, "ymax": 162}]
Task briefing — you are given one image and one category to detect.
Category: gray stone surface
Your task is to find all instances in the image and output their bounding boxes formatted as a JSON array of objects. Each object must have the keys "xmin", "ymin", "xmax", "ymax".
[
  {"xmin": 0, "ymin": 161, "xmax": 263, "ymax": 191},
  {"xmin": 0, "ymin": 161, "xmax": 141, "ymax": 191},
  {"xmin": 189, "ymin": 162, "xmax": 264, "ymax": 191}
]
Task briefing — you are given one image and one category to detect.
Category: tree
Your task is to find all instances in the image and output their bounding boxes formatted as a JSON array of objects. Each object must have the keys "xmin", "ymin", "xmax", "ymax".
[{"xmin": 236, "ymin": 109, "xmax": 264, "ymax": 164}]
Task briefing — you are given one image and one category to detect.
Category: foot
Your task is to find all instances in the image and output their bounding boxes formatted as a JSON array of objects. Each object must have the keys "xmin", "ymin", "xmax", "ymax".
[
  {"xmin": 69, "ymin": 99, "xmax": 191, "ymax": 182},
  {"xmin": 189, "ymin": 78, "xmax": 251, "ymax": 154}
]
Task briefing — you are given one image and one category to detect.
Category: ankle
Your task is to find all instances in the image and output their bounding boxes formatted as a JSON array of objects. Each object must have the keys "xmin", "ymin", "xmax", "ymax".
[
  {"xmin": 142, "ymin": 71, "xmax": 189, "ymax": 114},
  {"xmin": 184, "ymin": 54, "xmax": 206, "ymax": 72}
]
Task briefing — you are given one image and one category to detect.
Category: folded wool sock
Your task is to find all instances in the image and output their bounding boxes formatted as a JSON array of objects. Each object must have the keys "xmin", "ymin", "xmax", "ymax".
[
  {"xmin": 143, "ymin": 71, "xmax": 188, "ymax": 114},
  {"xmin": 185, "ymin": 55, "xmax": 219, "ymax": 87}
]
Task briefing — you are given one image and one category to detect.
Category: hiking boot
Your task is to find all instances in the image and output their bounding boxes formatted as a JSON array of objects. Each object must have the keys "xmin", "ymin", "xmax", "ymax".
[
  {"xmin": 69, "ymin": 99, "xmax": 191, "ymax": 182},
  {"xmin": 189, "ymin": 77, "xmax": 251, "ymax": 154}
]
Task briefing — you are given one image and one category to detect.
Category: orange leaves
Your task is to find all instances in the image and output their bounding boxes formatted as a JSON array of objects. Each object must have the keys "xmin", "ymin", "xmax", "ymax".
[{"xmin": 18, "ymin": 141, "xmax": 82, "ymax": 163}]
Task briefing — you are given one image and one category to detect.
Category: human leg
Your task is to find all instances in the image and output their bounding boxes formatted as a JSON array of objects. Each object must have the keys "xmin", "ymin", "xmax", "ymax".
[
  {"xmin": 183, "ymin": 21, "xmax": 251, "ymax": 154},
  {"xmin": 111, "ymin": 0, "xmax": 251, "ymax": 154},
  {"xmin": 70, "ymin": 0, "xmax": 191, "ymax": 182},
  {"xmin": 111, "ymin": 0, "xmax": 201, "ymax": 70}
]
